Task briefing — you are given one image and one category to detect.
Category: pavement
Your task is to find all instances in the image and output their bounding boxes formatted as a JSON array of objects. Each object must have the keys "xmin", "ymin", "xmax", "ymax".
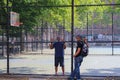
[
  {"xmin": 0, "ymin": 54, "xmax": 120, "ymax": 76},
  {"xmin": 0, "ymin": 47, "xmax": 120, "ymax": 79},
  {"xmin": 0, "ymin": 74, "xmax": 120, "ymax": 80}
]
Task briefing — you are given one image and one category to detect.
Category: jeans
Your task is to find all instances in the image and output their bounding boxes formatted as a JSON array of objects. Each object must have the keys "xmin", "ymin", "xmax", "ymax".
[{"xmin": 70, "ymin": 56, "xmax": 83, "ymax": 80}]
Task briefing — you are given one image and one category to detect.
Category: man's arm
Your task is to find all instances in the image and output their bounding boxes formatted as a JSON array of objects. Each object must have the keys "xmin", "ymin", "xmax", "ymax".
[
  {"xmin": 63, "ymin": 43, "xmax": 66, "ymax": 49},
  {"xmin": 85, "ymin": 42, "xmax": 89, "ymax": 47},
  {"xmin": 73, "ymin": 48, "xmax": 81, "ymax": 57},
  {"xmin": 84, "ymin": 39, "xmax": 89, "ymax": 47},
  {"xmin": 49, "ymin": 38, "xmax": 54, "ymax": 49},
  {"xmin": 61, "ymin": 39, "xmax": 66, "ymax": 49},
  {"xmin": 49, "ymin": 43, "xmax": 54, "ymax": 49}
]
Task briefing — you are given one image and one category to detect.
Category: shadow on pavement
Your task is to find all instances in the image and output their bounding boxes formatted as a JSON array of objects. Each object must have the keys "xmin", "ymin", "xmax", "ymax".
[{"xmin": 82, "ymin": 68, "xmax": 120, "ymax": 76}]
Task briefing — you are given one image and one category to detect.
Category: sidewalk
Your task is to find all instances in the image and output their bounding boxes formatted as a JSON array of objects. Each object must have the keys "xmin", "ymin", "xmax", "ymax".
[
  {"xmin": 0, "ymin": 46, "xmax": 120, "ymax": 78},
  {"xmin": 0, "ymin": 54, "xmax": 120, "ymax": 76},
  {"xmin": 0, "ymin": 74, "xmax": 120, "ymax": 80}
]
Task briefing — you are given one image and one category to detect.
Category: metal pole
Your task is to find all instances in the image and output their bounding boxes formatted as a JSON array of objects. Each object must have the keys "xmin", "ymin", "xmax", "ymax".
[
  {"xmin": 36, "ymin": 26, "xmax": 38, "ymax": 50},
  {"xmin": 46, "ymin": 22, "xmax": 48, "ymax": 48},
  {"xmin": 112, "ymin": 13, "xmax": 114, "ymax": 55},
  {"xmin": 71, "ymin": 0, "xmax": 74, "ymax": 73},
  {"xmin": 87, "ymin": 13, "xmax": 89, "ymax": 40},
  {"xmin": 20, "ymin": 25, "xmax": 23, "ymax": 52},
  {"xmin": 41, "ymin": 19, "xmax": 43, "ymax": 54},
  {"xmin": 63, "ymin": 19, "xmax": 65, "ymax": 40},
  {"xmin": 6, "ymin": 0, "xmax": 10, "ymax": 74},
  {"xmin": 2, "ymin": 31, "xmax": 4, "ymax": 56},
  {"xmin": 26, "ymin": 29, "xmax": 28, "ymax": 51}
]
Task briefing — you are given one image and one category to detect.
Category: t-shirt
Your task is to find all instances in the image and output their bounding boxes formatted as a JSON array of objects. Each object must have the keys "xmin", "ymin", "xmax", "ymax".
[
  {"xmin": 53, "ymin": 42, "xmax": 64, "ymax": 57},
  {"xmin": 75, "ymin": 41, "xmax": 84, "ymax": 57}
]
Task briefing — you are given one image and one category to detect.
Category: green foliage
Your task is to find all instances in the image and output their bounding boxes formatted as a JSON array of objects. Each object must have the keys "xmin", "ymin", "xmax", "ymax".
[{"xmin": 1, "ymin": 0, "xmax": 120, "ymax": 36}]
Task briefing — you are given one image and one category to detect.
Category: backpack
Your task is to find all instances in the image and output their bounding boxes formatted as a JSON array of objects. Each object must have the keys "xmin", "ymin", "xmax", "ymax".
[{"xmin": 81, "ymin": 42, "xmax": 89, "ymax": 57}]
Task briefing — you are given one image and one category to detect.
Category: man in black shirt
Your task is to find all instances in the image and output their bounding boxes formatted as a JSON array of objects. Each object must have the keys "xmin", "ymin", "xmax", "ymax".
[{"xmin": 70, "ymin": 35, "xmax": 84, "ymax": 80}]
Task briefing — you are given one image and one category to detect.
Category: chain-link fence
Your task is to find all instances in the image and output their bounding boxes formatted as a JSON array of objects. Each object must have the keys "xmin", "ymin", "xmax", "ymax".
[{"xmin": 0, "ymin": 1, "xmax": 120, "ymax": 75}]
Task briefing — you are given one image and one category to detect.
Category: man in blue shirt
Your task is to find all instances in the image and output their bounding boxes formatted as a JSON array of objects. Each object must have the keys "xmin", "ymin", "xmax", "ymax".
[{"xmin": 49, "ymin": 37, "xmax": 66, "ymax": 75}]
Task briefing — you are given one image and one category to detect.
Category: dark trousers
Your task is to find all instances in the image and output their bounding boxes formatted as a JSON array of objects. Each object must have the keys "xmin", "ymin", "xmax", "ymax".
[{"xmin": 71, "ymin": 56, "xmax": 83, "ymax": 79}]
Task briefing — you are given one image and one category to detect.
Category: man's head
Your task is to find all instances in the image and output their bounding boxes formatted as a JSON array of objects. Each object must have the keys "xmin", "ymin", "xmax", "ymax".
[
  {"xmin": 56, "ymin": 36, "xmax": 60, "ymax": 41},
  {"xmin": 75, "ymin": 35, "xmax": 82, "ymax": 41}
]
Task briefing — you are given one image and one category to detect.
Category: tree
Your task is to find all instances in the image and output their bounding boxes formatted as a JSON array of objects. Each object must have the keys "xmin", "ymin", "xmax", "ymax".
[{"xmin": 1, "ymin": 0, "xmax": 120, "ymax": 35}]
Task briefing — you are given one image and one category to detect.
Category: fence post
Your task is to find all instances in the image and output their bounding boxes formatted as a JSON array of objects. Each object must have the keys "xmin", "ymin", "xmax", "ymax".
[
  {"xmin": 6, "ymin": 0, "xmax": 10, "ymax": 74},
  {"xmin": 112, "ymin": 13, "xmax": 114, "ymax": 55},
  {"xmin": 87, "ymin": 13, "xmax": 89, "ymax": 41},
  {"xmin": 71, "ymin": 0, "xmax": 74, "ymax": 73},
  {"xmin": 2, "ymin": 30, "xmax": 4, "ymax": 56}
]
